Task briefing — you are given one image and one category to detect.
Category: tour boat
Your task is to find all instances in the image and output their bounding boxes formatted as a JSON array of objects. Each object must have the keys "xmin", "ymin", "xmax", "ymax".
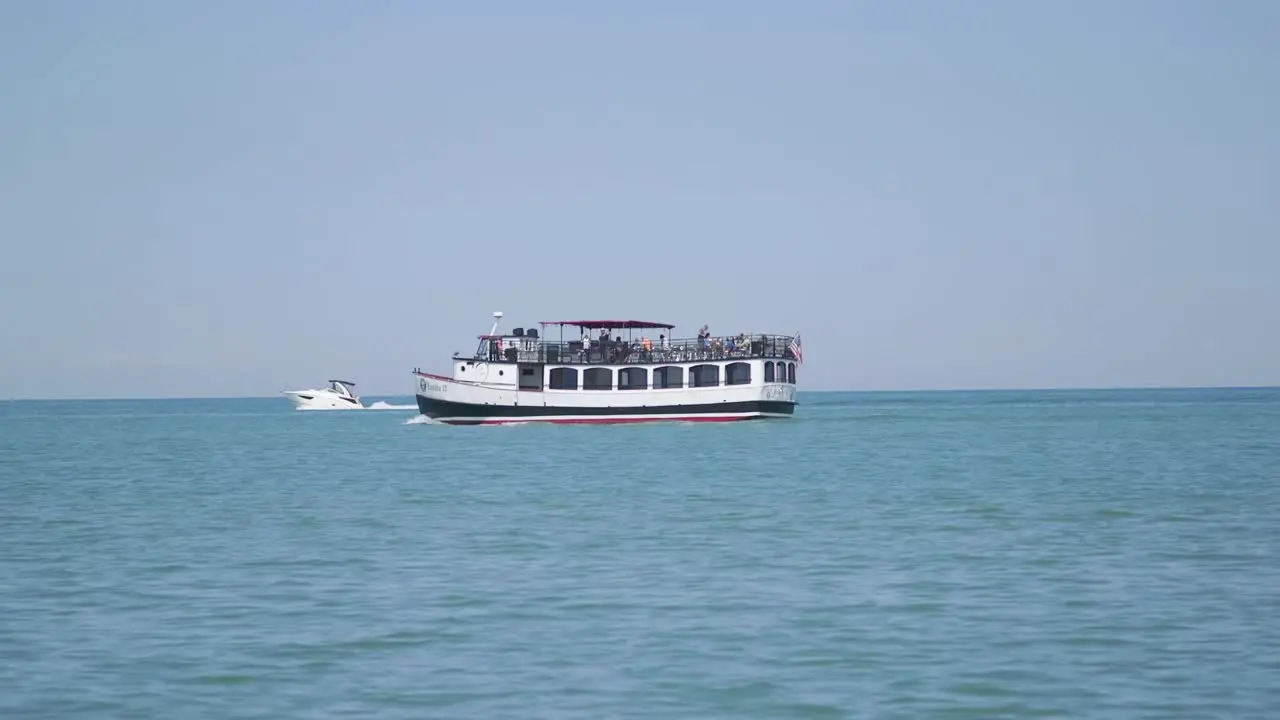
[{"xmin": 411, "ymin": 312, "xmax": 802, "ymax": 425}]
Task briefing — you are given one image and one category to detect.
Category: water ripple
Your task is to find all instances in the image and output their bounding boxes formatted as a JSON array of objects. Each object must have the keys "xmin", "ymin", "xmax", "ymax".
[{"xmin": 1, "ymin": 390, "xmax": 1278, "ymax": 718}]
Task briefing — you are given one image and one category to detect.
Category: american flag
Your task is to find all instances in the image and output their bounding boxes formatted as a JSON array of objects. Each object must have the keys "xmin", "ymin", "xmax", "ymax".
[{"xmin": 788, "ymin": 332, "xmax": 803, "ymax": 363}]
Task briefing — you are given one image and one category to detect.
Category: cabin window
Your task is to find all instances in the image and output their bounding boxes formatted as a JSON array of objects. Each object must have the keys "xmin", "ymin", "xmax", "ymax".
[
  {"xmin": 654, "ymin": 366, "xmax": 684, "ymax": 389},
  {"xmin": 690, "ymin": 364, "xmax": 719, "ymax": 388},
  {"xmin": 549, "ymin": 367, "xmax": 578, "ymax": 390},
  {"xmin": 618, "ymin": 367, "xmax": 647, "ymax": 390},
  {"xmin": 764, "ymin": 361, "xmax": 775, "ymax": 383},
  {"xmin": 583, "ymin": 367, "xmax": 612, "ymax": 390},
  {"xmin": 776, "ymin": 361, "xmax": 786, "ymax": 382},
  {"xmin": 788, "ymin": 362, "xmax": 796, "ymax": 384},
  {"xmin": 726, "ymin": 362, "xmax": 751, "ymax": 385}
]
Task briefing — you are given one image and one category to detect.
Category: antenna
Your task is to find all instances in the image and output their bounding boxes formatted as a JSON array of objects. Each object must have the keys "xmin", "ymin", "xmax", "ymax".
[{"xmin": 488, "ymin": 311, "xmax": 504, "ymax": 338}]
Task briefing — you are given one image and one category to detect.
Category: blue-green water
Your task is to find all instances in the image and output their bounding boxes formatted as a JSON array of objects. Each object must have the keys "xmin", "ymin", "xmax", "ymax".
[{"xmin": 2, "ymin": 389, "xmax": 1278, "ymax": 718}]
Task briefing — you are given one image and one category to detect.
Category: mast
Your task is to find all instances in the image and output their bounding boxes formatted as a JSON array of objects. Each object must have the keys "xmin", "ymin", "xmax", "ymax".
[{"xmin": 475, "ymin": 311, "xmax": 505, "ymax": 358}]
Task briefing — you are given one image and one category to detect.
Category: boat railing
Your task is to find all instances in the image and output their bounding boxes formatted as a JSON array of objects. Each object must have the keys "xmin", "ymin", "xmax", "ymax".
[{"xmin": 466, "ymin": 334, "xmax": 798, "ymax": 365}]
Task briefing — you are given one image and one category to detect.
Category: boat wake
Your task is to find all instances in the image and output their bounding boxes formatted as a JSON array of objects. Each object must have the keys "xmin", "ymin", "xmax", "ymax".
[
  {"xmin": 292, "ymin": 401, "xmax": 416, "ymax": 412},
  {"xmin": 404, "ymin": 414, "xmax": 442, "ymax": 425},
  {"xmin": 365, "ymin": 401, "xmax": 417, "ymax": 411}
]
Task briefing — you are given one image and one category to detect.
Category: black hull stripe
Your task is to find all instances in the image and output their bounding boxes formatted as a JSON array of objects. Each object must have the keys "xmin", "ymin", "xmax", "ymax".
[{"xmin": 415, "ymin": 395, "xmax": 795, "ymax": 419}]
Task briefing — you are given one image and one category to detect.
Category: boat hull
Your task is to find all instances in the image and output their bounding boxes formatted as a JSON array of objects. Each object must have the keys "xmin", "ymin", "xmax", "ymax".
[{"xmin": 414, "ymin": 392, "xmax": 794, "ymax": 425}]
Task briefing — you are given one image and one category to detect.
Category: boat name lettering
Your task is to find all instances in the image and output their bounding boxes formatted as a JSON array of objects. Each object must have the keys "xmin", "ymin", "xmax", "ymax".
[
  {"xmin": 422, "ymin": 380, "xmax": 447, "ymax": 394},
  {"xmin": 763, "ymin": 385, "xmax": 793, "ymax": 401}
]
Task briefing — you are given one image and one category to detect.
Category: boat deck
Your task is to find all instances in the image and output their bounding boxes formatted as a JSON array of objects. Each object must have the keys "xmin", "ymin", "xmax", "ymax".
[{"xmin": 462, "ymin": 333, "xmax": 798, "ymax": 366}]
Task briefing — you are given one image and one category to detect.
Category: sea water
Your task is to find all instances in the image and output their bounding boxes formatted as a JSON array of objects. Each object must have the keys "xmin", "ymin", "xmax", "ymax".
[{"xmin": 1, "ymin": 389, "xmax": 1277, "ymax": 718}]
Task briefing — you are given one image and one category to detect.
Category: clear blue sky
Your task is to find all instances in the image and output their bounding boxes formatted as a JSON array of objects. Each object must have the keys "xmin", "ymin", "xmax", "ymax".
[{"xmin": 2, "ymin": 1, "xmax": 1277, "ymax": 398}]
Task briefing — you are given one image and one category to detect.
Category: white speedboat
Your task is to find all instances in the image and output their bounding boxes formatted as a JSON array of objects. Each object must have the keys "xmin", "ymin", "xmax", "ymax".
[{"xmin": 283, "ymin": 380, "xmax": 364, "ymax": 410}]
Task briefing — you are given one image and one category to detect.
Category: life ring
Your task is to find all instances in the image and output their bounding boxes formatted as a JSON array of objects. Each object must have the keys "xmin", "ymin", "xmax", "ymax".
[
  {"xmin": 474, "ymin": 362, "xmax": 489, "ymax": 382},
  {"xmin": 418, "ymin": 377, "xmax": 427, "ymax": 393}
]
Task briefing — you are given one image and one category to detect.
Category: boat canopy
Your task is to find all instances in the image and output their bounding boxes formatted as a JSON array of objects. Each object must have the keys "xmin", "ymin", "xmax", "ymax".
[
  {"xmin": 539, "ymin": 320, "xmax": 676, "ymax": 330},
  {"xmin": 328, "ymin": 380, "xmax": 356, "ymax": 386}
]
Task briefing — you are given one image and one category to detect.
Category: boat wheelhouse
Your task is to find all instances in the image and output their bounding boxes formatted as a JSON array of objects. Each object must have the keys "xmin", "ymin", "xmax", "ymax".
[{"xmin": 412, "ymin": 312, "xmax": 802, "ymax": 425}]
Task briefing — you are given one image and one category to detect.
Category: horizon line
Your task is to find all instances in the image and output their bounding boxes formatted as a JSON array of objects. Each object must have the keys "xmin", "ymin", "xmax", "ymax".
[{"xmin": 4, "ymin": 384, "xmax": 1278, "ymax": 402}]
